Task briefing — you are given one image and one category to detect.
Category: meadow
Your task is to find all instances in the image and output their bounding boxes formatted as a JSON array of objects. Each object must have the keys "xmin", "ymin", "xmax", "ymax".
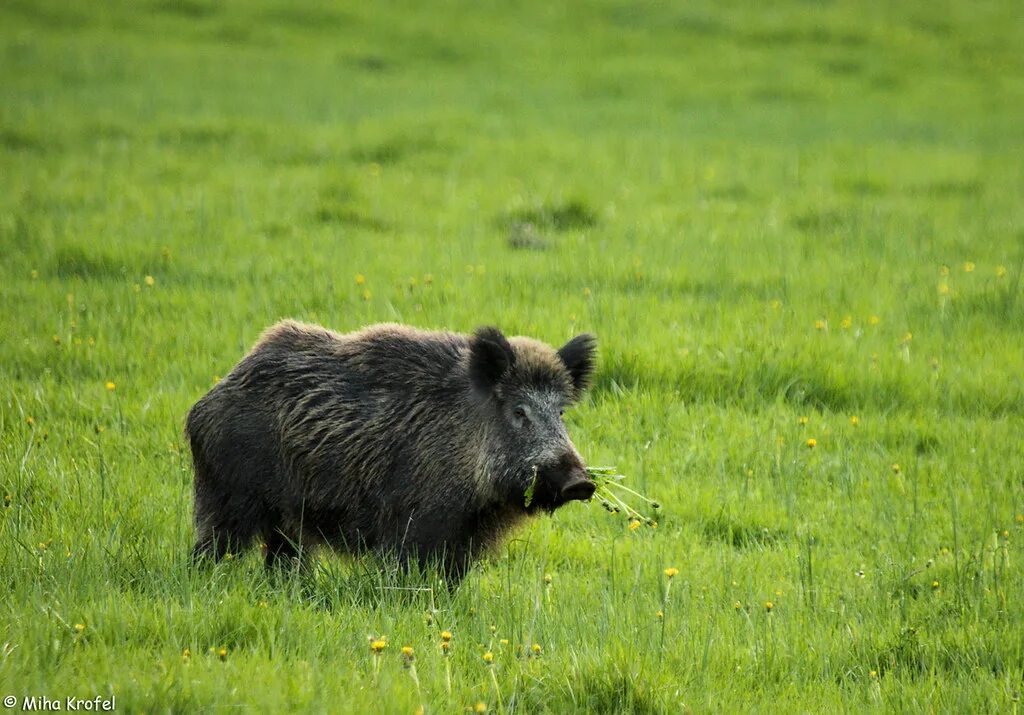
[{"xmin": 2, "ymin": 0, "xmax": 1023, "ymax": 711}]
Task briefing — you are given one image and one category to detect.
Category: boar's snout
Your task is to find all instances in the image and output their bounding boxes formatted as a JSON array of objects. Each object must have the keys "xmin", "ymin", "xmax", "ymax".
[
  {"xmin": 560, "ymin": 473, "xmax": 596, "ymax": 502},
  {"xmin": 537, "ymin": 452, "xmax": 594, "ymax": 507}
]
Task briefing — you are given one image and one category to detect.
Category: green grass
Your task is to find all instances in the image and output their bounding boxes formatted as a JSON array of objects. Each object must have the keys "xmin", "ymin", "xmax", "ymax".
[{"xmin": 2, "ymin": 0, "xmax": 1023, "ymax": 711}]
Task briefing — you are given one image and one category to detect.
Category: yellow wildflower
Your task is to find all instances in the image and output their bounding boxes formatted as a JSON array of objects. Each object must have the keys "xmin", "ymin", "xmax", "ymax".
[
  {"xmin": 105, "ymin": 381, "xmax": 116, "ymax": 391},
  {"xmin": 765, "ymin": 601, "xmax": 774, "ymax": 612},
  {"xmin": 482, "ymin": 651, "xmax": 494, "ymax": 665},
  {"xmin": 964, "ymin": 261, "xmax": 975, "ymax": 273},
  {"xmin": 850, "ymin": 415, "xmax": 859, "ymax": 426},
  {"xmin": 996, "ymin": 265, "xmax": 1007, "ymax": 278},
  {"xmin": 664, "ymin": 567, "xmax": 679, "ymax": 579},
  {"xmin": 144, "ymin": 275, "xmax": 155, "ymax": 287},
  {"xmin": 355, "ymin": 274, "xmax": 366, "ymax": 285},
  {"xmin": 806, "ymin": 438, "xmax": 817, "ymax": 448}
]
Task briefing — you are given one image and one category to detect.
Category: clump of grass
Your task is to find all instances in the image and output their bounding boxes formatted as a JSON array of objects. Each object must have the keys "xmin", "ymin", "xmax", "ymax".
[
  {"xmin": 587, "ymin": 467, "xmax": 661, "ymax": 528},
  {"xmin": 523, "ymin": 466, "xmax": 660, "ymax": 526}
]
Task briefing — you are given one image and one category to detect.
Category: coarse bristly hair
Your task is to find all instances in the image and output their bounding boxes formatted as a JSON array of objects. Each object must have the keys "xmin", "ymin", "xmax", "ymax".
[{"xmin": 186, "ymin": 320, "xmax": 597, "ymax": 583}]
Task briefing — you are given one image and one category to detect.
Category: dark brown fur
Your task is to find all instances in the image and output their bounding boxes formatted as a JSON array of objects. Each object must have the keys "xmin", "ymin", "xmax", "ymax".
[{"xmin": 186, "ymin": 321, "xmax": 597, "ymax": 582}]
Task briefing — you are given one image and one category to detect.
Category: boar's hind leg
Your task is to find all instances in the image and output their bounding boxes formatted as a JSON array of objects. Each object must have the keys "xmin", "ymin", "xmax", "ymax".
[
  {"xmin": 191, "ymin": 529, "xmax": 233, "ymax": 563},
  {"xmin": 409, "ymin": 543, "xmax": 472, "ymax": 588},
  {"xmin": 191, "ymin": 484, "xmax": 264, "ymax": 562},
  {"xmin": 263, "ymin": 527, "xmax": 303, "ymax": 569},
  {"xmin": 190, "ymin": 434, "xmax": 279, "ymax": 563},
  {"xmin": 440, "ymin": 552, "xmax": 472, "ymax": 587},
  {"xmin": 400, "ymin": 519, "xmax": 474, "ymax": 587}
]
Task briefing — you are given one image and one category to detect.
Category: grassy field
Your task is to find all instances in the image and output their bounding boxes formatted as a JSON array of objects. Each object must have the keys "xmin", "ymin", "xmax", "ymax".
[{"xmin": 2, "ymin": 0, "xmax": 1024, "ymax": 711}]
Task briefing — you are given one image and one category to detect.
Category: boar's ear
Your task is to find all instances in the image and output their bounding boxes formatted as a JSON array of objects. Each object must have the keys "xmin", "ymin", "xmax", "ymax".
[
  {"xmin": 470, "ymin": 326, "xmax": 515, "ymax": 393},
  {"xmin": 557, "ymin": 333, "xmax": 597, "ymax": 396}
]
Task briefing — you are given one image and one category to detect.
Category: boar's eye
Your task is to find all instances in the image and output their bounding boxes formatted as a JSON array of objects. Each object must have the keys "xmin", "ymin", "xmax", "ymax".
[
  {"xmin": 559, "ymin": 408, "xmax": 565, "ymax": 416},
  {"xmin": 513, "ymin": 406, "xmax": 527, "ymax": 420}
]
